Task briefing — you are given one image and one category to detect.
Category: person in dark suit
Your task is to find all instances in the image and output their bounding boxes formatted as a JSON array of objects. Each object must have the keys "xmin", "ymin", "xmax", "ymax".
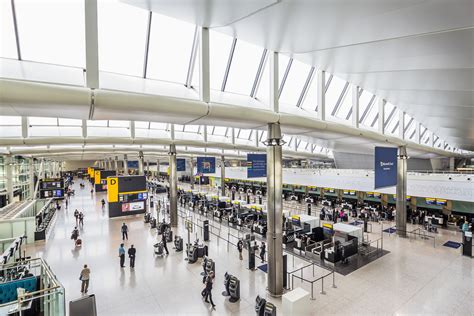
[
  {"xmin": 203, "ymin": 271, "xmax": 216, "ymax": 309},
  {"xmin": 128, "ymin": 244, "xmax": 136, "ymax": 268},
  {"xmin": 162, "ymin": 232, "xmax": 169, "ymax": 255}
]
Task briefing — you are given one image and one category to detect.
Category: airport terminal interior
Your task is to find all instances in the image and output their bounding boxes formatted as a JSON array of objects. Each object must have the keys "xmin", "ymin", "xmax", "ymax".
[{"xmin": 0, "ymin": 0, "xmax": 473, "ymax": 315}]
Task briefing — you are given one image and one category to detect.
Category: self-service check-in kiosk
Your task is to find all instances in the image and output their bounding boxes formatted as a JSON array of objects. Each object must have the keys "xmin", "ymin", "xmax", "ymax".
[
  {"xmin": 107, "ymin": 175, "xmax": 148, "ymax": 218},
  {"xmin": 462, "ymin": 231, "xmax": 472, "ymax": 257},
  {"xmin": 94, "ymin": 170, "xmax": 117, "ymax": 192}
]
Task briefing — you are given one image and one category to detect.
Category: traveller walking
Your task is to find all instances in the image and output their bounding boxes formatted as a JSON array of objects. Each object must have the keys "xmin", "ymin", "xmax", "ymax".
[
  {"xmin": 119, "ymin": 244, "xmax": 126, "ymax": 268},
  {"xmin": 74, "ymin": 209, "xmax": 79, "ymax": 225},
  {"xmin": 203, "ymin": 271, "xmax": 216, "ymax": 309},
  {"xmin": 128, "ymin": 245, "xmax": 136, "ymax": 268},
  {"xmin": 101, "ymin": 199, "xmax": 106, "ymax": 210},
  {"xmin": 260, "ymin": 241, "xmax": 266, "ymax": 263},
  {"xmin": 121, "ymin": 223, "xmax": 129, "ymax": 240},
  {"xmin": 162, "ymin": 231, "xmax": 169, "ymax": 255},
  {"xmin": 79, "ymin": 212, "xmax": 84, "ymax": 227},
  {"xmin": 80, "ymin": 264, "xmax": 90, "ymax": 294},
  {"xmin": 237, "ymin": 239, "xmax": 243, "ymax": 260}
]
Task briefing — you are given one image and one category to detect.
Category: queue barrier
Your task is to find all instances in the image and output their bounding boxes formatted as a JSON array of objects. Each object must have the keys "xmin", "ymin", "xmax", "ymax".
[
  {"xmin": 287, "ymin": 263, "xmax": 336, "ymax": 300},
  {"xmin": 383, "ymin": 224, "xmax": 436, "ymax": 248}
]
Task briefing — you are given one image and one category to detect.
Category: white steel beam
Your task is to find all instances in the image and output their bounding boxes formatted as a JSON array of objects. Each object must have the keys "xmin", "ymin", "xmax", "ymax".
[
  {"xmin": 316, "ymin": 69, "xmax": 326, "ymax": 120},
  {"xmin": 199, "ymin": 27, "xmax": 210, "ymax": 103},
  {"xmin": 378, "ymin": 98, "xmax": 385, "ymax": 134},
  {"xmin": 130, "ymin": 121, "xmax": 135, "ymax": 140},
  {"xmin": 351, "ymin": 85, "xmax": 359, "ymax": 128},
  {"xmin": 21, "ymin": 116, "xmax": 28, "ymax": 138},
  {"xmin": 399, "ymin": 110, "xmax": 405, "ymax": 140}
]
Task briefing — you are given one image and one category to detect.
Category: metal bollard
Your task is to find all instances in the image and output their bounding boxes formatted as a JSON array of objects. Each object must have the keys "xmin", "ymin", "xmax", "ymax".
[{"xmin": 332, "ymin": 272, "xmax": 337, "ymax": 288}]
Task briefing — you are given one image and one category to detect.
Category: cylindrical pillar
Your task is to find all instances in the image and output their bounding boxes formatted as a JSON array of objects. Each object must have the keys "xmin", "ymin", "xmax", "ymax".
[
  {"xmin": 396, "ymin": 146, "xmax": 408, "ymax": 237},
  {"xmin": 266, "ymin": 123, "xmax": 283, "ymax": 297},
  {"xmin": 169, "ymin": 145, "xmax": 178, "ymax": 227},
  {"xmin": 156, "ymin": 159, "xmax": 160, "ymax": 177},
  {"xmin": 146, "ymin": 160, "xmax": 150, "ymax": 176},
  {"xmin": 138, "ymin": 151, "xmax": 144, "ymax": 175},
  {"xmin": 6, "ymin": 156, "xmax": 14, "ymax": 205},
  {"xmin": 29, "ymin": 158, "xmax": 35, "ymax": 199},
  {"xmin": 123, "ymin": 154, "xmax": 128, "ymax": 175},
  {"xmin": 114, "ymin": 156, "xmax": 119, "ymax": 172},
  {"xmin": 220, "ymin": 156, "xmax": 226, "ymax": 196},
  {"xmin": 190, "ymin": 157, "xmax": 195, "ymax": 189}
]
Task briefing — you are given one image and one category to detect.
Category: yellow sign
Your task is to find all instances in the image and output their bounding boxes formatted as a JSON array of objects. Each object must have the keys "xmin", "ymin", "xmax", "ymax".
[
  {"xmin": 107, "ymin": 177, "xmax": 119, "ymax": 202},
  {"xmin": 291, "ymin": 215, "xmax": 300, "ymax": 221},
  {"xmin": 323, "ymin": 223, "xmax": 333, "ymax": 229},
  {"xmin": 94, "ymin": 170, "xmax": 101, "ymax": 185}
]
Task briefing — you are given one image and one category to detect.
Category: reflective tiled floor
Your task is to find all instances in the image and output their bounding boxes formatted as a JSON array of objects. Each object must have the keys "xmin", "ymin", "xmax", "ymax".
[{"xmin": 27, "ymin": 181, "xmax": 473, "ymax": 315}]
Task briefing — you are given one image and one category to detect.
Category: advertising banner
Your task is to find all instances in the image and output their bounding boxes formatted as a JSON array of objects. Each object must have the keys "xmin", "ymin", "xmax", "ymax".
[
  {"xmin": 247, "ymin": 154, "xmax": 267, "ymax": 178},
  {"xmin": 121, "ymin": 201, "xmax": 145, "ymax": 212},
  {"xmin": 177, "ymin": 158, "xmax": 186, "ymax": 171},
  {"xmin": 374, "ymin": 147, "xmax": 398, "ymax": 189},
  {"xmin": 197, "ymin": 157, "xmax": 216, "ymax": 174}
]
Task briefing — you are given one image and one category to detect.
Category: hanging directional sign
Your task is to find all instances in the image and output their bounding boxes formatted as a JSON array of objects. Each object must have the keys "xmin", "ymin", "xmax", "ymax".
[
  {"xmin": 247, "ymin": 154, "xmax": 267, "ymax": 178},
  {"xmin": 197, "ymin": 157, "xmax": 216, "ymax": 174},
  {"xmin": 374, "ymin": 147, "xmax": 398, "ymax": 189},
  {"xmin": 177, "ymin": 159, "xmax": 186, "ymax": 171}
]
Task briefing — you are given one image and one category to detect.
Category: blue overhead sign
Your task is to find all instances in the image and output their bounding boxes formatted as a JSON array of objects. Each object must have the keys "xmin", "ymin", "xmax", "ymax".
[
  {"xmin": 197, "ymin": 157, "xmax": 216, "ymax": 174},
  {"xmin": 247, "ymin": 154, "xmax": 267, "ymax": 178},
  {"xmin": 127, "ymin": 161, "xmax": 139, "ymax": 169},
  {"xmin": 374, "ymin": 147, "xmax": 398, "ymax": 189},
  {"xmin": 177, "ymin": 159, "xmax": 186, "ymax": 172}
]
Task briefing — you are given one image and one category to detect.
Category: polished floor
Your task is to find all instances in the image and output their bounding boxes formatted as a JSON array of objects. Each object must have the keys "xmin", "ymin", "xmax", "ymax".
[{"xmin": 27, "ymin": 181, "xmax": 473, "ymax": 315}]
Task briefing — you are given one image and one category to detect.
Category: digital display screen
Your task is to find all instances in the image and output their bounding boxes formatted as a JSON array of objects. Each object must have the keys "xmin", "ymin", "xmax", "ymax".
[
  {"xmin": 349, "ymin": 190, "xmax": 356, "ymax": 196},
  {"xmin": 426, "ymin": 198, "xmax": 436, "ymax": 205},
  {"xmin": 41, "ymin": 181, "xmax": 62, "ymax": 189},
  {"xmin": 343, "ymin": 190, "xmax": 349, "ymax": 195},
  {"xmin": 393, "ymin": 195, "xmax": 411, "ymax": 201},
  {"xmin": 119, "ymin": 192, "xmax": 147, "ymax": 203},
  {"xmin": 436, "ymin": 199, "xmax": 447, "ymax": 206}
]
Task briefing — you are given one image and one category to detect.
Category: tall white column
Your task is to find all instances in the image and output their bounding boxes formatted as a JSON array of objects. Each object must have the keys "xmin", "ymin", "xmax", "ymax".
[
  {"xmin": 123, "ymin": 154, "xmax": 128, "ymax": 175},
  {"xmin": 269, "ymin": 51, "xmax": 279, "ymax": 113},
  {"xmin": 138, "ymin": 151, "xmax": 144, "ymax": 175},
  {"xmin": 84, "ymin": 0, "xmax": 99, "ymax": 88},
  {"xmin": 6, "ymin": 156, "xmax": 14, "ymax": 205},
  {"xmin": 220, "ymin": 156, "xmax": 226, "ymax": 196},
  {"xmin": 114, "ymin": 156, "xmax": 119, "ymax": 172},
  {"xmin": 396, "ymin": 146, "xmax": 408, "ymax": 237},
  {"xmin": 266, "ymin": 123, "xmax": 283, "ymax": 297},
  {"xmin": 29, "ymin": 158, "xmax": 35, "ymax": 199},
  {"xmin": 169, "ymin": 145, "xmax": 178, "ymax": 227}
]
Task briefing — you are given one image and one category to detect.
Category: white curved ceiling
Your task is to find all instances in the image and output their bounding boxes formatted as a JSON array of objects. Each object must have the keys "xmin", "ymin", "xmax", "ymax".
[{"xmin": 126, "ymin": 0, "xmax": 474, "ymax": 150}]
